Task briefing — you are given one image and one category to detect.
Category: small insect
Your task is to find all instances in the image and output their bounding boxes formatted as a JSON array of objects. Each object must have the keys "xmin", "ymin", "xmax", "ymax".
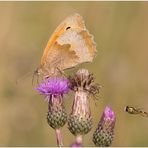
[{"xmin": 124, "ymin": 106, "xmax": 148, "ymax": 117}]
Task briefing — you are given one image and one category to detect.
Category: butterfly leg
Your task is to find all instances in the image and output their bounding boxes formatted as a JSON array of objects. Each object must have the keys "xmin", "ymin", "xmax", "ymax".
[{"xmin": 56, "ymin": 67, "xmax": 68, "ymax": 77}]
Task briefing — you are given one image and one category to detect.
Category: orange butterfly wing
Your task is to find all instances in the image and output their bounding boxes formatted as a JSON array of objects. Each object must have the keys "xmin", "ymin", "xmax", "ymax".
[
  {"xmin": 37, "ymin": 13, "xmax": 97, "ymax": 77},
  {"xmin": 41, "ymin": 13, "xmax": 85, "ymax": 65}
]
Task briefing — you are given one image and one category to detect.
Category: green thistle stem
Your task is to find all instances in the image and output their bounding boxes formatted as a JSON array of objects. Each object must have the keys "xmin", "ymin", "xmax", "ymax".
[{"xmin": 55, "ymin": 128, "xmax": 63, "ymax": 147}]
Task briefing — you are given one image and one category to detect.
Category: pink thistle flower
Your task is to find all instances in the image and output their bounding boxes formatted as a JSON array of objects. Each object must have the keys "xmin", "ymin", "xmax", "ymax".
[
  {"xmin": 36, "ymin": 77, "xmax": 70, "ymax": 102},
  {"xmin": 93, "ymin": 106, "xmax": 116, "ymax": 147}
]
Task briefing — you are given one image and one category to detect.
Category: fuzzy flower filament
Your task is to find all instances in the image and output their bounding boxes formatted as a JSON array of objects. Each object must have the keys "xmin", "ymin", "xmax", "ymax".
[{"xmin": 36, "ymin": 77, "xmax": 70, "ymax": 99}]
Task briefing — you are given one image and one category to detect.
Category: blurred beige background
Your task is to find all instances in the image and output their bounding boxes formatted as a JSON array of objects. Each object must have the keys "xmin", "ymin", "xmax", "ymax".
[{"xmin": 0, "ymin": 1, "xmax": 148, "ymax": 146}]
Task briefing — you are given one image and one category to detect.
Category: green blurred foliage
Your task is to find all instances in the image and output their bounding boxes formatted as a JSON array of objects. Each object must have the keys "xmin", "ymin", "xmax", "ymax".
[{"xmin": 0, "ymin": 1, "xmax": 148, "ymax": 146}]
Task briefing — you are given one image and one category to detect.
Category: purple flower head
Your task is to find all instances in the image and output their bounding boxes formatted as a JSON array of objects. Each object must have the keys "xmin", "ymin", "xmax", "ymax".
[
  {"xmin": 36, "ymin": 77, "xmax": 70, "ymax": 97},
  {"xmin": 99, "ymin": 106, "xmax": 116, "ymax": 131},
  {"xmin": 103, "ymin": 106, "xmax": 116, "ymax": 122},
  {"xmin": 71, "ymin": 143, "xmax": 82, "ymax": 147}
]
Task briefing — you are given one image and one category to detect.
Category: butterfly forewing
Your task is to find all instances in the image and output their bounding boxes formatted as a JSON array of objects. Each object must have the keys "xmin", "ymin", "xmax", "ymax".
[{"xmin": 41, "ymin": 13, "xmax": 86, "ymax": 65}]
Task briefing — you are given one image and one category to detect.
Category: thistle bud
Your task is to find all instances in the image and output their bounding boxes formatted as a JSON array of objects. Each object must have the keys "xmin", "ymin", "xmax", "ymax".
[
  {"xmin": 36, "ymin": 77, "xmax": 70, "ymax": 129},
  {"xmin": 93, "ymin": 106, "xmax": 116, "ymax": 147},
  {"xmin": 68, "ymin": 69, "xmax": 100, "ymax": 136},
  {"xmin": 68, "ymin": 90, "xmax": 92, "ymax": 136}
]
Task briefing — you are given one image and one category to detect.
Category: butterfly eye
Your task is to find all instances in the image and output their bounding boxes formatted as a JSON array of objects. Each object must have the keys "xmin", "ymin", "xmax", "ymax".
[{"xmin": 66, "ymin": 26, "xmax": 71, "ymax": 30}]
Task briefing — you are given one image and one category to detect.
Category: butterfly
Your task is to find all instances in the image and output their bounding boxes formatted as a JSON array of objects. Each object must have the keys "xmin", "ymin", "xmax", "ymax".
[
  {"xmin": 34, "ymin": 13, "xmax": 97, "ymax": 80},
  {"xmin": 124, "ymin": 106, "xmax": 148, "ymax": 117}
]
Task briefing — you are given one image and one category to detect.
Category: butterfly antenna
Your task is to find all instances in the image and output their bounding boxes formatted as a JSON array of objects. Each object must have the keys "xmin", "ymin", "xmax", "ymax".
[
  {"xmin": 32, "ymin": 71, "xmax": 36, "ymax": 86},
  {"xmin": 32, "ymin": 69, "xmax": 40, "ymax": 86},
  {"xmin": 16, "ymin": 71, "xmax": 33, "ymax": 85}
]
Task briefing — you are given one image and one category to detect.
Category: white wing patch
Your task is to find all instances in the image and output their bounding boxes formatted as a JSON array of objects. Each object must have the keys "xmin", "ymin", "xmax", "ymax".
[{"xmin": 57, "ymin": 29, "xmax": 96, "ymax": 63}]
